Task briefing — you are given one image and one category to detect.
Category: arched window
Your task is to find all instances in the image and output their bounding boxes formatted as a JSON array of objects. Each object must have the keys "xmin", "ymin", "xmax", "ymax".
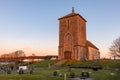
[{"xmin": 66, "ymin": 34, "xmax": 71, "ymax": 42}]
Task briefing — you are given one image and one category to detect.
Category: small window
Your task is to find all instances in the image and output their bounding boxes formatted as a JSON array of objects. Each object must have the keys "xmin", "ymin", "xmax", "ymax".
[{"xmin": 66, "ymin": 34, "xmax": 71, "ymax": 41}]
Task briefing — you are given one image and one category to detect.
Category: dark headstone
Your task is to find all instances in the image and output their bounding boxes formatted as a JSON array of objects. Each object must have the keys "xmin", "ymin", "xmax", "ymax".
[
  {"xmin": 1, "ymin": 67, "xmax": 3, "ymax": 70},
  {"xmin": 81, "ymin": 72, "xmax": 89, "ymax": 78},
  {"xmin": 92, "ymin": 67, "xmax": 98, "ymax": 71},
  {"xmin": 29, "ymin": 69, "xmax": 33, "ymax": 74},
  {"xmin": 7, "ymin": 69, "xmax": 11, "ymax": 74},
  {"xmin": 19, "ymin": 68, "xmax": 24, "ymax": 74},
  {"xmin": 10, "ymin": 66, "xmax": 14, "ymax": 70},
  {"xmin": 53, "ymin": 71, "xmax": 58, "ymax": 76},
  {"xmin": 70, "ymin": 72, "xmax": 75, "ymax": 78}
]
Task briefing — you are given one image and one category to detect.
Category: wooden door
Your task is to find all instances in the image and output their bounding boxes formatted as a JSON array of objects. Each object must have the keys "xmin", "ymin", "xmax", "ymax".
[{"xmin": 64, "ymin": 51, "xmax": 71, "ymax": 60}]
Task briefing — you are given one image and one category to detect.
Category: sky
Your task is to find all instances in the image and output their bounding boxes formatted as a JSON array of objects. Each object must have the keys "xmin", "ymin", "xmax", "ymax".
[{"xmin": 0, "ymin": 0, "xmax": 120, "ymax": 58}]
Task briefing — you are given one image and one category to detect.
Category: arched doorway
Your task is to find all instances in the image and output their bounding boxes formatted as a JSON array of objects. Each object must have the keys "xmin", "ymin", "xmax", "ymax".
[{"xmin": 64, "ymin": 51, "xmax": 72, "ymax": 60}]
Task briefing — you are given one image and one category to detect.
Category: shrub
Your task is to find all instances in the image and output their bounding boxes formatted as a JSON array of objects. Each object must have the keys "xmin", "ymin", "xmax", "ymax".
[{"xmin": 53, "ymin": 71, "xmax": 58, "ymax": 76}]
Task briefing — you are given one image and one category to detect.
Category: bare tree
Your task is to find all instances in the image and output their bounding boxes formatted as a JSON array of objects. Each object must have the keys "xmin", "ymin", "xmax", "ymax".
[
  {"xmin": 13, "ymin": 50, "xmax": 26, "ymax": 62},
  {"xmin": 109, "ymin": 37, "xmax": 120, "ymax": 58},
  {"xmin": 0, "ymin": 50, "xmax": 26, "ymax": 62},
  {"xmin": 31, "ymin": 53, "xmax": 36, "ymax": 62}
]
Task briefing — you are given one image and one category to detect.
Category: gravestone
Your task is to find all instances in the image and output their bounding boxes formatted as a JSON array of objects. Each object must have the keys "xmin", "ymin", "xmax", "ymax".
[
  {"xmin": 92, "ymin": 66, "xmax": 98, "ymax": 71},
  {"xmin": 7, "ymin": 69, "xmax": 11, "ymax": 74},
  {"xmin": 53, "ymin": 71, "xmax": 58, "ymax": 77},
  {"xmin": 29, "ymin": 69, "xmax": 33, "ymax": 74},
  {"xmin": 29, "ymin": 67, "xmax": 34, "ymax": 74},
  {"xmin": 59, "ymin": 73, "xmax": 62, "ymax": 77},
  {"xmin": 19, "ymin": 68, "xmax": 24, "ymax": 74},
  {"xmin": 69, "ymin": 72, "xmax": 75, "ymax": 78},
  {"xmin": 93, "ymin": 59, "xmax": 98, "ymax": 65},
  {"xmin": 81, "ymin": 72, "xmax": 89, "ymax": 79}
]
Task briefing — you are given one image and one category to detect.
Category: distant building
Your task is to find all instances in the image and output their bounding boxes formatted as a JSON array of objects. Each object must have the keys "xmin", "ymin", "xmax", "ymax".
[{"xmin": 58, "ymin": 8, "xmax": 100, "ymax": 60}]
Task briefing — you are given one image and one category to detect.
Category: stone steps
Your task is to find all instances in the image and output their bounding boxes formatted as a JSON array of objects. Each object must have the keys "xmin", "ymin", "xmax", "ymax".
[{"xmin": 53, "ymin": 60, "xmax": 67, "ymax": 66}]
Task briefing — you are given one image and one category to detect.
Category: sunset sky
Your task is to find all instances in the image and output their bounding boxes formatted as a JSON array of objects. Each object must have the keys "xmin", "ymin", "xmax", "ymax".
[{"xmin": 0, "ymin": 0, "xmax": 120, "ymax": 58}]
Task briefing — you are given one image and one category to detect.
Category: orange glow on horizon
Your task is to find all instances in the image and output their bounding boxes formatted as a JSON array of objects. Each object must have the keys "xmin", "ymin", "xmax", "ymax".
[
  {"xmin": 0, "ymin": 47, "xmax": 111, "ymax": 59},
  {"xmin": 0, "ymin": 47, "xmax": 58, "ymax": 56}
]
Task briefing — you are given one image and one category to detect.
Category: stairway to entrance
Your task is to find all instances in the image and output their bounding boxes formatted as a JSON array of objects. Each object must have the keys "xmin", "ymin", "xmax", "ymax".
[{"xmin": 53, "ymin": 60, "xmax": 67, "ymax": 67}]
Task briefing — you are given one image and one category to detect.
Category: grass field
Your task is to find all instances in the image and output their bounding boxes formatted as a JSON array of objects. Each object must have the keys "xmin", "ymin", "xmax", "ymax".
[{"xmin": 0, "ymin": 60, "xmax": 119, "ymax": 80}]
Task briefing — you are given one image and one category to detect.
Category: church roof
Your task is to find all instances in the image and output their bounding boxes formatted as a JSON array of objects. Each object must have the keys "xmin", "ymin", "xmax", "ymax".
[
  {"xmin": 87, "ymin": 40, "xmax": 99, "ymax": 50},
  {"xmin": 58, "ymin": 12, "xmax": 87, "ymax": 22}
]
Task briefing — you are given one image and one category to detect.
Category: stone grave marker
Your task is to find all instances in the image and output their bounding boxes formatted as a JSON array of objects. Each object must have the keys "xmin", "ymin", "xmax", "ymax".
[{"xmin": 81, "ymin": 72, "xmax": 90, "ymax": 79}]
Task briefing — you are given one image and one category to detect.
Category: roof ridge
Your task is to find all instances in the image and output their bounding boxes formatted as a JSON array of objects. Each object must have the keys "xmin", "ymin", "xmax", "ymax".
[
  {"xmin": 87, "ymin": 40, "xmax": 98, "ymax": 49},
  {"xmin": 58, "ymin": 12, "xmax": 87, "ymax": 22}
]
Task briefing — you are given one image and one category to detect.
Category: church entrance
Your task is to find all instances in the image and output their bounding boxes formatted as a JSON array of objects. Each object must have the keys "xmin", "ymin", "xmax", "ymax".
[{"xmin": 64, "ymin": 51, "xmax": 72, "ymax": 60}]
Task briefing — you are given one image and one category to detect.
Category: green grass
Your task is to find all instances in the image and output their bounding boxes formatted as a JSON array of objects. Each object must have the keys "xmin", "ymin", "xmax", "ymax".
[
  {"xmin": 29, "ymin": 60, "xmax": 58, "ymax": 68},
  {"xmin": 0, "ymin": 68, "xmax": 119, "ymax": 80},
  {"xmin": 0, "ymin": 60, "xmax": 119, "ymax": 80},
  {"xmin": 98, "ymin": 60, "xmax": 120, "ymax": 68},
  {"xmin": 60, "ymin": 60, "xmax": 120, "ymax": 68}
]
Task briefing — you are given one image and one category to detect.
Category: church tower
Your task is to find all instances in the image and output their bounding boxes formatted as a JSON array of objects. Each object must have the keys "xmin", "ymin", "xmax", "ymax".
[{"xmin": 58, "ymin": 8, "xmax": 88, "ymax": 60}]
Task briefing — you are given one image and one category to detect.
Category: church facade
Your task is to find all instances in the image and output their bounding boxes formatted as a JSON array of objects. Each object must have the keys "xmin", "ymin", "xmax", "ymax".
[{"xmin": 58, "ymin": 9, "xmax": 100, "ymax": 60}]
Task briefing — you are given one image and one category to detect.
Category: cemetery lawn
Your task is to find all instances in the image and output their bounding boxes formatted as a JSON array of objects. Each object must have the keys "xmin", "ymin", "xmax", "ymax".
[
  {"xmin": 0, "ymin": 60, "xmax": 119, "ymax": 80},
  {"xmin": 0, "ymin": 67, "xmax": 119, "ymax": 80}
]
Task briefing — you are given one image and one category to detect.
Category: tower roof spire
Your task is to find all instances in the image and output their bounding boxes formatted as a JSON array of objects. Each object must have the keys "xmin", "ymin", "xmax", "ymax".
[
  {"xmin": 59, "ymin": 7, "xmax": 87, "ymax": 22},
  {"xmin": 72, "ymin": 7, "xmax": 74, "ymax": 13}
]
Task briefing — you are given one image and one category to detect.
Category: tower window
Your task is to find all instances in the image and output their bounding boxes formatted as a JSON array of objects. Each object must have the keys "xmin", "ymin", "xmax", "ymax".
[{"xmin": 66, "ymin": 34, "xmax": 71, "ymax": 41}]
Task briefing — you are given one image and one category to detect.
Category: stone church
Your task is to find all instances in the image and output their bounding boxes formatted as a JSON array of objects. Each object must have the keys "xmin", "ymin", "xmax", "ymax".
[{"xmin": 58, "ymin": 8, "xmax": 100, "ymax": 60}]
